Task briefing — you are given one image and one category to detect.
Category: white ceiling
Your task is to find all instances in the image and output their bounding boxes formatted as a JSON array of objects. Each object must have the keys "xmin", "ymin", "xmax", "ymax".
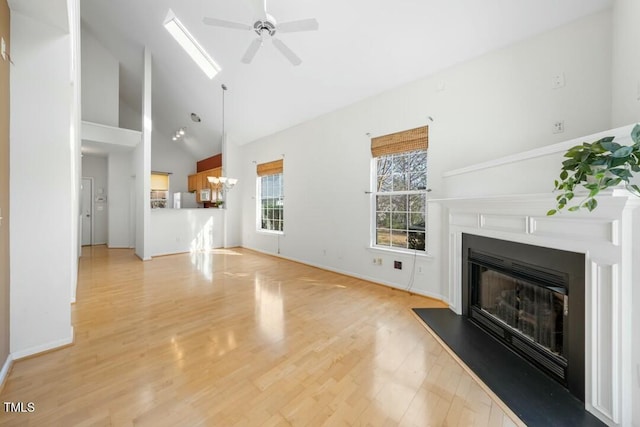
[{"xmin": 80, "ymin": 0, "xmax": 613, "ymax": 160}]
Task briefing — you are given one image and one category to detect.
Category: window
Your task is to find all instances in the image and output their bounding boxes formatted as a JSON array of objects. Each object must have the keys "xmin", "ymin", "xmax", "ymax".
[
  {"xmin": 150, "ymin": 172, "xmax": 170, "ymax": 208},
  {"xmin": 257, "ymin": 159, "xmax": 284, "ymax": 232},
  {"xmin": 371, "ymin": 126, "xmax": 428, "ymax": 252}
]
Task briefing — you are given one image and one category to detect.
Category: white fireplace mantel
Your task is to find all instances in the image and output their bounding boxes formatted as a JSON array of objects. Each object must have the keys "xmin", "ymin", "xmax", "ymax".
[{"xmin": 432, "ymin": 190, "xmax": 640, "ymax": 426}]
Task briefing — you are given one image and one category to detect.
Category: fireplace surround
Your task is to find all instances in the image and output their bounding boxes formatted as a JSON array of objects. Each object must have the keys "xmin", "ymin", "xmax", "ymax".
[
  {"xmin": 462, "ymin": 233, "xmax": 585, "ymax": 400},
  {"xmin": 436, "ymin": 189, "xmax": 639, "ymax": 426},
  {"xmin": 434, "ymin": 125, "xmax": 640, "ymax": 426}
]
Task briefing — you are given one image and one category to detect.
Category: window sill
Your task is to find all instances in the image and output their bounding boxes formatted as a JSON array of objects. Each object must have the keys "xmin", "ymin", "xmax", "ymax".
[
  {"xmin": 256, "ymin": 229, "xmax": 284, "ymax": 236},
  {"xmin": 368, "ymin": 246, "xmax": 434, "ymax": 259}
]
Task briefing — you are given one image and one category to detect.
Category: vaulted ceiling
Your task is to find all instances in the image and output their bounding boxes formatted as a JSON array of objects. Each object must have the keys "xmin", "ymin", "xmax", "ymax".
[{"xmin": 80, "ymin": 0, "xmax": 613, "ymax": 160}]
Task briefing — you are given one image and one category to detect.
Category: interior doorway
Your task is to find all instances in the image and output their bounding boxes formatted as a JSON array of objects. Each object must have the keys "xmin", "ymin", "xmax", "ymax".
[{"xmin": 81, "ymin": 177, "xmax": 93, "ymax": 246}]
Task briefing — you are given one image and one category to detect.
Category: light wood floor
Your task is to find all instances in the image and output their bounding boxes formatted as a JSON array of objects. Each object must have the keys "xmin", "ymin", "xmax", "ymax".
[{"xmin": 0, "ymin": 246, "xmax": 523, "ymax": 426}]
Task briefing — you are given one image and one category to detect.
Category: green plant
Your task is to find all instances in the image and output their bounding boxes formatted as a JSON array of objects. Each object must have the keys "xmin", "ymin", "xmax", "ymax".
[{"xmin": 548, "ymin": 124, "xmax": 640, "ymax": 215}]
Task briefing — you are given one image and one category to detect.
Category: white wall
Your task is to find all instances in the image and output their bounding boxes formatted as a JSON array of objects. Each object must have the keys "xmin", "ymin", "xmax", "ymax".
[
  {"xmin": 135, "ymin": 48, "xmax": 151, "ymax": 260},
  {"xmin": 107, "ymin": 151, "xmax": 133, "ymax": 248},
  {"xmin": 81, "ymin": 155, "xmax": 108, "ymax": 244},
  {"xmin": 223, "ymin": 136, "xmax": 242, "ymax": 247},
  {"xmin": 119, "ymin": 98, "xmax": 141, "ymax": 132},
  {"xmin": 150, "ymin": 209, "xmax": 224, "ymax": 256},
  {"xmin": 238, "ymin": 10, "xmax": 613, "ymax": 300},
  {"xmin": 9, "ymin": 7, "xmax": 75, "ymax": 357},
  {"xmin": 80, "ymin": 26, "xmax": 118, "ymax": 127},
  {"xmin": 611, "ymin": 0, "xmax": 640, "ymax": 128}
]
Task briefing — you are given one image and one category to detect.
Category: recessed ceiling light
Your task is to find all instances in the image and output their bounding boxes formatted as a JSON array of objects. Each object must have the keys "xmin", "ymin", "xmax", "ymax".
[{"xmin": 164, "ymin": 9, "xmax": 221, "ymax": 79}]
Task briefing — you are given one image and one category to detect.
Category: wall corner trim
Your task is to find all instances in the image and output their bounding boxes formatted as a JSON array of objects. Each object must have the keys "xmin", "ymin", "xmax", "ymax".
[
  {"xmin": 0, "ymin": 353, "xmax": 13, "ymax": 390},
  {"xmin": 10, "ymin": 327, "xmax": 74, "ymax": 361}
]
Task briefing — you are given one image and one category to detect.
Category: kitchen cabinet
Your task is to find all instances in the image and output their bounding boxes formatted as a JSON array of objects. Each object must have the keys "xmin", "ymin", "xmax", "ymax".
[
  {"xmin": 187, "ymin": 174, "xmax": 198, "ymax": 192},
  {"xmin": 192, "ymin": 167, "xmax": 222, "ymax": 203}
]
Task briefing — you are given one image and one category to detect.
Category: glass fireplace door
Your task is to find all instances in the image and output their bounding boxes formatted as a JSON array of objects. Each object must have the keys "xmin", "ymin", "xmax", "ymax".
[{"xmin": 476, "ymin": 267, "xmax": 566, "ymax": 359}]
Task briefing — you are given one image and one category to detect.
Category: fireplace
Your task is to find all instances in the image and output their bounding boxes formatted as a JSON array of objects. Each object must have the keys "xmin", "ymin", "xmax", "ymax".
[{"xmin": 462, "ymin": 234, "xmax": 585, "ymax": 401}]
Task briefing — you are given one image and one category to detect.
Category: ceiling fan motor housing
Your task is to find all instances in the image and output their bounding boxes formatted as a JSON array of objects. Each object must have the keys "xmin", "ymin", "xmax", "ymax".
[{"xmin": 253, "ymin": 20, "xmax": 276, "ymax": 37}]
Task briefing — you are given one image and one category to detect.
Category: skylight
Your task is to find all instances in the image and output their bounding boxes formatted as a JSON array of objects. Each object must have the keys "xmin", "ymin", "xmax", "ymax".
[{"xmin": 164, "ymin": 10, "xmax": 221, "ymax": 79}]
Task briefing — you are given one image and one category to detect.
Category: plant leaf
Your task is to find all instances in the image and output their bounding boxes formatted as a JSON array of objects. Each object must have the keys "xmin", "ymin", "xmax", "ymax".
[
  {"xmin": 584, "ymin": 198, "xmax": 598, "ymax": 211},
  {"xmin": 591, "ymin": 158, "xmax": 608, "ymax": 166},
  {"xmin": 631, "ymin": 124, "xmax": 640, "ymax": 144},
  {"xmin": 627, "ymin": 184, "xmax": 640, "ymax": 197},
  {"xmin": 568, "ymin": 206, "xmax": 580, "ymax": 212},
  {"xmin": 600, "ymin": 140, "xmax": 620, "ymax": 153},
  {"xmin": 611, "ymin": 156, "xmax": 630, "ymax": 168},
  {"xmin": 589, "ymin": 142, "xmax": 605, "ymax": 154},
  {"xmin": 612, "ymin": 146, "xmax": 633, "ymax": 158},
  {"xmin": 609, "ymin": 168, "xmax": 632, "ymax": 179},
  {"xmin": 547, "ymin": 209, "xmax": 557, "ymax": 216},
  {"xmin": 603, "ymin": 177, "xmax": 622, "ymax": 187},
  {"xmin": 584, "ymin": 183, "xmax": 599, "ymax": 191}
]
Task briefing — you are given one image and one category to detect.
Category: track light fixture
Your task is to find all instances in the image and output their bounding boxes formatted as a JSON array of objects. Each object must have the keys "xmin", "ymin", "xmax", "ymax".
[{"xmin": 172, "ymin": 127, "xmax": 187, "ymax": 141}]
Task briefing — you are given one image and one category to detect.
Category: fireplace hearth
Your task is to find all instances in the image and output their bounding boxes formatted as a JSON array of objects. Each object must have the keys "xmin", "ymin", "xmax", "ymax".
[{"xmin": 462, "ymin": 234, "xmax": 585, "ymax": 401}]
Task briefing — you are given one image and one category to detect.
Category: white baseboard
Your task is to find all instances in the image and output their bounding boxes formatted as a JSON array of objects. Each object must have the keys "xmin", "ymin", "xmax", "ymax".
[
  {"xmin": 247, "ymin": 247, "xmax": 446, "ymax": 302},
  {"xmin": 11, "ymin": 327, "xmax": 74, "ymax": 360},
  {"xmin": 0, "ymin": 353, "xmax": 13, "ymax": 388}
]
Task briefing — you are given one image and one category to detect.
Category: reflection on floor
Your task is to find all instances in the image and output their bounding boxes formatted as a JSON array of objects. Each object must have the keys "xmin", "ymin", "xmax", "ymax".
[{"xmin": 1, "ymin": 246, "xmax": 521, "ymax": 426}]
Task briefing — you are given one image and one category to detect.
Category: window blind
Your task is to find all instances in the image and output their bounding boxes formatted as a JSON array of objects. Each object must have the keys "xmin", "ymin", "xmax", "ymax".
[
  {"xmin": 370, "ymin": 126, "xmax": 428, "ymax": 157},
  {"xmin": 256, "ymin": 159, "xmax": 283, "ymax": 176},
  {"xmin": 150, "ymin": 172, "xmax": 169, "ymax": 191}
]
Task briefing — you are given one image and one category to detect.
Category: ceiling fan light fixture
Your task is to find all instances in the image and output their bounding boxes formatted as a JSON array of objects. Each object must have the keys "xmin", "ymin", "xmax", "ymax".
[{"xmin": 164, "ymin": 9, "xmax": 221, "ymax": 79}]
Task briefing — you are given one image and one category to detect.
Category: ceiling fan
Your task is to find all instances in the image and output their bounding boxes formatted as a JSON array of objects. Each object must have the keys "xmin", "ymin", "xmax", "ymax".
[{"xmin": 203, "ymin": 0, "xmax": 318, "ymax": 66}]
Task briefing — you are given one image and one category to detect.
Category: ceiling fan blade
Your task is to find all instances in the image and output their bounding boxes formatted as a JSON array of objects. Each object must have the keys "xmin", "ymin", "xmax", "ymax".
[
  {"xmin": 203, "ymin": 17, "xmax": 252, "ymax": 30},
  {"xmin": 272, "ymin": 38, "xmax": 302, "ymax": 66},
  {"xmin": 241, "ymin": 38, "xmax": 263, "ymax": 64},
  {"xmin": 277, "ymin": 18, "xmax": 319, "ymax": 33}
]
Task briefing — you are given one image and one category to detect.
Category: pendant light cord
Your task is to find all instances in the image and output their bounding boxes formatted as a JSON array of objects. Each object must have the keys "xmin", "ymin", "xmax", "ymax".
[{"xmin": 221, "ymin": 84, "xmax": 227, "ymax": 141}]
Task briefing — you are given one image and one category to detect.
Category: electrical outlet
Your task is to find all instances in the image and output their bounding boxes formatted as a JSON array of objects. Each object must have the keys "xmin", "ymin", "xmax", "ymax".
[
  {"xmin": 394, "ymin": 261, "xmax": 402, "ymax": 270},
  {"xmin": 377, "ymin": 258, "xmax": 383, "ymax": 265},
  {"xmin": 553, "ymin": 121, "xmax": 564, "ymax": 134},
  {"xmin": 552, "ymin": 73, "xmax": 565, "ymax": 89}
]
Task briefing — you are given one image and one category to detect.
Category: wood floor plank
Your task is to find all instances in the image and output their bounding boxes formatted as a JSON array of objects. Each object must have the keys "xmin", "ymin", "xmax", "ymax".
[{"xmin": 0, "ymin": 246, "xmax": 521, "ymax": 426}]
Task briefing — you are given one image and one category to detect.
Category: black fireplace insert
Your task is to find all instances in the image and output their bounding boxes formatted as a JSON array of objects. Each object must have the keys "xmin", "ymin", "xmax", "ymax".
[{"xmin": 462, "ymin": 234, "xmax": 585, "ymax": 401}]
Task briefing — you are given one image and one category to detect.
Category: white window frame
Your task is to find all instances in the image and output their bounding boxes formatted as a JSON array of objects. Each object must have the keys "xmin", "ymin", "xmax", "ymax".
[
  {"xmin": 256, "ymin": 172, "xmax": 284, "ymax": 234},
  {"xmin": 370, "ymin": 150, "xmax": 428, "ymax": 254}
]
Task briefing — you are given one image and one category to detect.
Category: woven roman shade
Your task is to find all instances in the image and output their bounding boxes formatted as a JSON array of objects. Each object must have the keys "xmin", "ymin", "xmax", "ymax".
[
  {"xmin": 256, "ymin": 159, "xmax": 283, "ymax": 176},
  {"xmin": 370, "ymin": 126, "xmax": 428, "ymax": 157}
]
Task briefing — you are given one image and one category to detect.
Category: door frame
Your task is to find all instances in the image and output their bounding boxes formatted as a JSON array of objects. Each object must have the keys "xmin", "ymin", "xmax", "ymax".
[{"xmin": 81, "ymin": 177, "xmax": 94, "ymax": 246}]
